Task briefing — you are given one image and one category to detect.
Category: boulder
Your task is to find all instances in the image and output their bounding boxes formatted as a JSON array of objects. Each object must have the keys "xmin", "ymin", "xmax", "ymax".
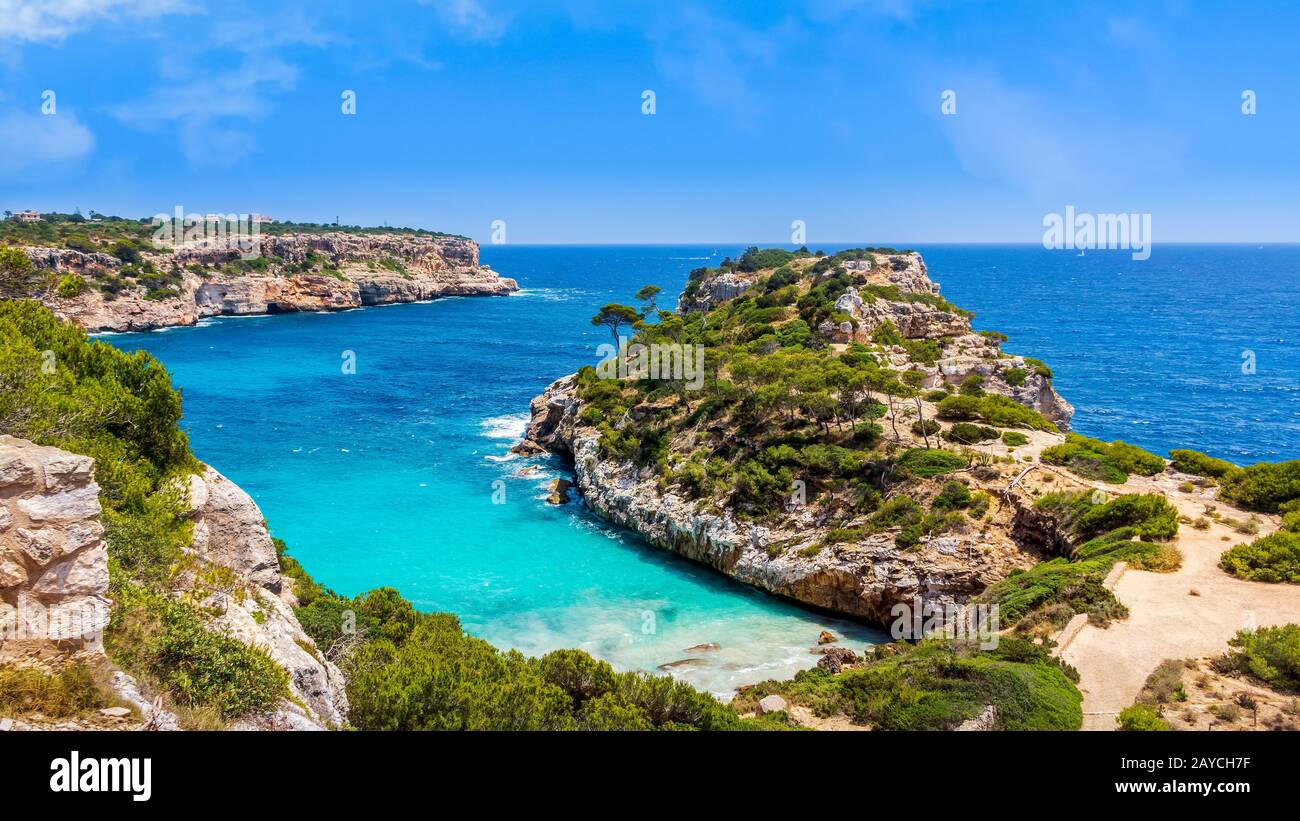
[
  {"xmin": 817, "ymin": 647, "xmax": 858, "ymax": 674},
  {"xmin": 756, "ymin": 694, "xmax": 789, "ymax": 716}
]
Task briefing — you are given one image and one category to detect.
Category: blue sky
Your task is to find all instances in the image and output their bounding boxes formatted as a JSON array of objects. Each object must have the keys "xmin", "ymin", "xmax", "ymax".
[{"xmin": 3, "ymin": 0, "xmax": 1300, "ymax": 243}]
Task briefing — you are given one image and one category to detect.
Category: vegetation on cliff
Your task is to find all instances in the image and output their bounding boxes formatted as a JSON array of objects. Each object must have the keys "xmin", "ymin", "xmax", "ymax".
[
  {"xmin": 0, "ymin": 212, "xmax": 464, "ymax": 251},
  {"xmin": 0, "ymin": 300, "xmax": 288, "ymax": 723},
  {"xmin": 733, "ymin": 637, "xmax": 1082, "ymax": 730},
  {"xmin": 976, "ymin": 490, "xmax": 1180, "ymax": 633},
  {"xmin": 574, "ymin": 249, "xmax": 1059, "ymax": 553},
  {"xmin": 1041, "ymin": 433, "xmax": 1164, "ymax": 484}
]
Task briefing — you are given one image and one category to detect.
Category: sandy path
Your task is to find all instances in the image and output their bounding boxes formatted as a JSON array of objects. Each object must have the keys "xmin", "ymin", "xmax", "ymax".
[{"xmin": 1059, "ymin": 476, "xmax": 1300, "ymax": 730}]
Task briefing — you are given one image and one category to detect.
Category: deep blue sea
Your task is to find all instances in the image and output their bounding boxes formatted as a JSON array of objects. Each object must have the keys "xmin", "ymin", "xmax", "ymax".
[{"xmin": 107, "ymin": 244, "xmax": 1300, "ymax": 693}]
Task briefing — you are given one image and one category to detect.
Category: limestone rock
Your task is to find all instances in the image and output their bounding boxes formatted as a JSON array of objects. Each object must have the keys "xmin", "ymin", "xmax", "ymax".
[
  {"xmin": 817, "ymin": 647, "xmax": 858, "ymax": 674},
  {"xmin": 546, "ymin": 478, "xmax": 573, "ymax": 505},
  {"xmin": 817, "ymin": 630, "xmax": 837, "ymax": 645},
  {"xmin": 0, "ymin": 436, "xmax": 109, "ymax": 663},
  {"xmin": 185, "ymin": 466, "xmax": 280, "ymax": 591},
  {"xmin": 955, "ymin": 704, "xmax": 998, "ymax": 731},
  {"xmin": 756, "ymin": 694, "xmax": 789, "ymax": 716},
  {"xmin": 28, "ymin": 232, "xmax": 517, "ymax": 333}
]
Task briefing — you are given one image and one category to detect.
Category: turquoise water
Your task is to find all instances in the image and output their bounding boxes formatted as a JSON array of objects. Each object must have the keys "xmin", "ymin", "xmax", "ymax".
[{"xmin": 107, "ymin": 244, "xmax": 1300, "ymax": 694}]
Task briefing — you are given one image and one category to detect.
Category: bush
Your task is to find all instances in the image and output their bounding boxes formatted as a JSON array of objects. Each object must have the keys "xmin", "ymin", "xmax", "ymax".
[
  {"xmin": 56, "ymin": 273, "xmax": 86, "ymax": 298},
  {"xmin": 958, "ymin": 374, "xmax": 985, "ymax": 396},
  {"xmin": 1219, "ymin": 532, "xmax": 1300, "ymax": 583},
  {"xmin": 107, "ymin": 582, "xmax": 288, "ymax": 719},
  {"xmin": 1223, "ymin": 625, "xmax": 1300, "ymax": 692},
  {"xmin": 935, "ymin": 394, "xmax": 1055, "ymax": 431},
  {"xmin": 1003, "ymin": 367, "xmax": 1027, "ymax": 387},
  {"xmin": 1042, "ymin": 434, "xmax": 1164, "ymax": 483},
  {"xmin": 1169, "ymin": 448, "xmax": 1239, "ymax": 479},
  {"xmin": 910, "ymin": 418, "xmax": 940, "ymax": 436},
  {"xmin": 1001, "ymin": 431, "xmax": 1029, "ymax": 447},
  {"xmin": 932, "ymin": 481, "xmax": 971, "ymax": 510},
  {"xmin": 823, "ymin": 639, "xmax": 1081, "ymax": 730},
  {"xmin": 0, "ymin": 663, "xmax": 109, "ymax": 717},
  {"xmin": 896, "ymin": 448, "xmax": 966, "ymax": 477},
  {"xmin": 1117, "ymin": 704, "xmax": 1169, "ymax": 731},
  {"xmin": 944, "ymin": 422, "xmax": 998, "ymax": 444},
  {"xmin": 1220, "ymin": 460, "xmax": 1300, "ymax": 512}
]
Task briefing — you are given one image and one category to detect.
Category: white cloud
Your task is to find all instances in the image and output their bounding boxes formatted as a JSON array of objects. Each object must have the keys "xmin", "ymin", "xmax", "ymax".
[
  {"xmin": 0, "ymin": 0, "xmax": 192, "ymax": 43},
  {"xmin": 0, "ymin": 109, "xmax": 95, "ymax": 176},
  {"xmin": 928, "ymin": 67, "xmax": 1183, "ymax": 200},
  {"xmin": 110, "ymin": 52, "xmax": 297, "ymax": 165},
  {"xmin": 419, "ymin": 0, "xmax": 510, "ymax": 42},
  {"xmin": 650, "ymin": 7, "xmax": 790, "ymax": 122}
]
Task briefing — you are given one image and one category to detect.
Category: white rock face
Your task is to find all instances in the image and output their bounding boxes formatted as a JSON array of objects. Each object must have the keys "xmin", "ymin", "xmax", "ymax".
[
  {"xmin": 521, "ymin": 380, "xmax": 1023, "ymax": 625},
  {"xmin": 183, "ymin": 465, "xmax": 349, "ymax": 727},
  {"xmin": 756, "ymin": 694, "xmax": 789, "ymax": 715},
  {"xmin": 186, "ymin": 466, "xmax": 281, "ymax": 591},
  {"xmin": 0, "ymin": 436, "xmax": 110, "ymax": 664}
]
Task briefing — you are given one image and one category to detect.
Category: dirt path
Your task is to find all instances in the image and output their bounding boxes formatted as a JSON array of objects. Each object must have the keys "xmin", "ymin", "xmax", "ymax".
[{"xmin": 1059, "ymin": 475, "xmax": 1300, "ymax": 730}]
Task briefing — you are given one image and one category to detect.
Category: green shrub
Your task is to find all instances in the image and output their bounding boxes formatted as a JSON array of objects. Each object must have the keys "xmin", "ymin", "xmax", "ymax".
[
  {"xmin": 56, "ymin": 273, "xmax": 87, "ymax": 298},
  {"xmin": 107, "ymin": 582, "xmax": 288, "ymax": 719},
  {"xmin": 766, "ymin": 639, "xmax": 1082, "ymax": 730},
  {"xmin": 1002, "ymin": 367, "xmax": 1027, "ymax": 387},
  {"xmin": 1222, "ymin": 625, "xmax": 1300, "ymax": 691},
  {"xmin": 1116, "ymin": 704, "xmax": 1169, "ymax": 731},
  {"xmin": 932, "ymin": 481, "xmax": 971, "ymax": 510},
  {"xmin": 1168, "ymin": 448, "xmax": 1240, "ymax": 479},
  {"xmin": 1219, "ymin": 460, "xmax": 1300, "ymax": 512},
  {"xmin": 1219, "ymin": 532, "xmax": 1300, "ymax": 583},
  {"xmin": 958, "ymin": 374, "xmax": 985, "ymax": 396},
  {"xmin": 896, "ymin": 448, "xmax": 966, "ymax": 477},
  {"xmin": 911, "ymin": 418, "xmax": 940, "ymax": 436},
  {"xmin": 944, "ymin": 421, "xmax": 998, "ymax": 444},
  {"xmin": 1001, "ymin": 431, "xmax": 1029, "ymax": 447},
  {"xmin": 1042, "ymin": 434, "xmax": 1163, "ymax": 483},
  {"xmin": 935, "ymin": 394, "xmax": 1055, "ymax": 431}
]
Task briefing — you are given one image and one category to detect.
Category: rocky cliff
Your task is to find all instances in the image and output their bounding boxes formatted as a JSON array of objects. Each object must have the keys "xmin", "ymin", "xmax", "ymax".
[
  {"xmin": 516, "ymin": 249, "xmax": 1081, "ymax": 626},
  {"xmin": 25, "ymin": 232, "xmax": 518, "ymax": 333},
  {"xmin": 0, "ymin": 437, "xmax": 345, "ymax": 730},
  {"xmin": 521, "ymin": 376, "xmax": 1041, "ymax": 624}
]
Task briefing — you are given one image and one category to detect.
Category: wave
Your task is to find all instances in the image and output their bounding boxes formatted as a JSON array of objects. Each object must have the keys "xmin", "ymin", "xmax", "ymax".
[{"xmin": 479, "ymin": 412, "xmax": 530, "ymax": 441}]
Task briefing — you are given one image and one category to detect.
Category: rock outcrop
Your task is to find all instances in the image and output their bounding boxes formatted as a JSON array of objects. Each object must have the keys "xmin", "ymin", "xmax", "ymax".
[
  {"xmin": 0, "ymin": 436, "xmax": 345, "ymax": 729},
  {"xmin": 0, "ymin": 436, "xmax": 110, "ymax": 665},
  {"xmin": 181, "ymin": 467, "xmax": 348, "ymax": 728},
  {"xmin": 521, "ymin": 378, "xmax": 1035, "ymax": 625},
  {"xmin": 26, "ymin": 232, "xmax": 518, "ymax": 333}
]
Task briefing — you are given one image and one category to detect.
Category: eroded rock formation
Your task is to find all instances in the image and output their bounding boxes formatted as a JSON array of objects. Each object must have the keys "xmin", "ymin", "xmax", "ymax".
[{"xmin": 26, "ymin": 232, "xmax": 518, "ymax": 333}]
